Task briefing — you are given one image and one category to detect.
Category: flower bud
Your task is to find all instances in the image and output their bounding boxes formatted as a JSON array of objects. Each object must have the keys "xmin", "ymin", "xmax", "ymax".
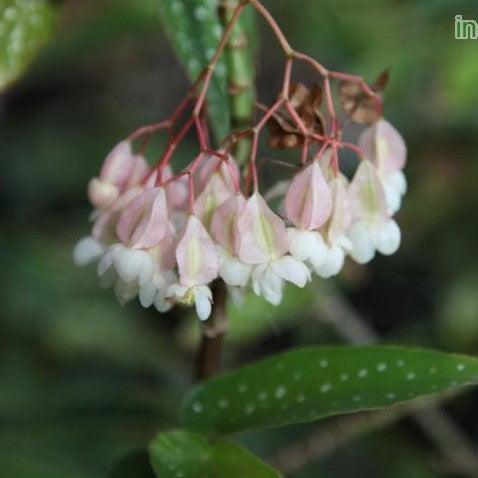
[{"xmin": 88, "ymin": 141, "xmax": 149, "ymax": 209}]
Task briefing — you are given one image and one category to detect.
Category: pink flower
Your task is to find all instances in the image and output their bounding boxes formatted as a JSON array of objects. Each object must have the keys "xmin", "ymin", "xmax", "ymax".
[
  {"xmin": 347, "ymin": 160, "xmax": 401, "ymax": 263},
  {"xmin": 167, "ymin": 215, "xmax": 218, "ymax": 320},
  {"xmin": 359, "ymin": 119, "xmax": 407, "ymax": 214},
  {"xmin": 116, "ymin": 187, "xmax": 169, "ymax": 250},
  {"xmin": 87, "ymin": 141, "xmax": 149, "ymax": 209},
  {"xmin": 235, "ymin": 193, "xmax": 310, "ymax": 305},
  {"xmin": 236, "ymin": 192, "xmax": 288, "ymax": 264},
  {"xmin": 311, "ymin": 174, "xmax": 353, "ymax": 278},
  {"xmin": 210, "ymin": 195, "xmax": 252, "ymax": 287},
  {"xmin": 284, "ymin": 160, "xmax": 333, "ymax": 231}
]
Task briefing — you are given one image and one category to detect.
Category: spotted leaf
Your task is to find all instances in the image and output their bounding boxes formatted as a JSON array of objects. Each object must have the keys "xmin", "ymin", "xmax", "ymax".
[
  {"xmin": 148, "ymin": 429, "xmax": 281, "ymax": 478},
  {"xmin": 181, "ymin": 346, "xmax": 478, "ymax": 435},
  {"xmin": 158, "ymin": 0, "xmax": 230, "ymax": 142},
  {"xmin": 0, "ymin": 0, "xmax": 56, "ymax": 90}
]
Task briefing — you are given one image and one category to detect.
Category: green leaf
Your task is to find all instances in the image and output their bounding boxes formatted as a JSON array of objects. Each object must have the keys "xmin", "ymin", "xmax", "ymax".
[
  {"xmin": 158, "ymin": 0, "xmax": 230, "ymax": 142},
  {"xmin": 181, "ymin": 346, "xmax": 478, "ymax": 435},
  {"xmin": 149, "ymin": 430, "xmax": 281, "ymax": 478},
  {"xmin": 0, "ymin": 0, "xmax": 56, "ymax": 90}
]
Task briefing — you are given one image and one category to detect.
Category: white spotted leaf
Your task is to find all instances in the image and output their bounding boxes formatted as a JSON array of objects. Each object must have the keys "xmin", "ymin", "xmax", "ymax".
[
  {"xmin": 180, "ymin": 346, "xmax": 478, "ymax": 435},
  {"xmin": 0, "ymin": 0, "xmax": 56, "ymax": 90},
  {"xmin": 148, "ymin": 429, "xmax": 282, "ymax": 478},
  {"xmin": 158, "ymin": 0, "xmax": 230, "ymax": 142}
]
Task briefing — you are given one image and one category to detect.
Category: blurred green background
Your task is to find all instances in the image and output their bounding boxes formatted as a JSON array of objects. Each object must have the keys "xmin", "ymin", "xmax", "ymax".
[{"xmin": 1, "ymin": 0, "xmax": 478, "ymax": 476}]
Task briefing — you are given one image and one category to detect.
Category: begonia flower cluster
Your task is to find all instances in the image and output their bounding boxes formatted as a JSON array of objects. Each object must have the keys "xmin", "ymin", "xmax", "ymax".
[{"xmin": 74, "ymin": 118, "xmax": 406, "ymax": 321}]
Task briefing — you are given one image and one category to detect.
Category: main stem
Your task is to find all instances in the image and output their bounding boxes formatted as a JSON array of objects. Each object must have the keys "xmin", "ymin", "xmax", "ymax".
[{"xmin": 194, "ymin": 280, "xmax": 228, "ymax": 381}]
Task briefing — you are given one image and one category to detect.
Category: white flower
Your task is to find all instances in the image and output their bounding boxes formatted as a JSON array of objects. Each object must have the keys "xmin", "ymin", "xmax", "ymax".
[
  {"xmin": 112, "ymin": 244, "xmax": 154, "ymax": 286},
  {"xmin": 348, "ymin": 219, "xmax": 401, "ymax": 264},
  {"xmin": 251, "ymin": 256, "xmax": 310, "ymax": 306},
  {"xmin": 73, "ymin": 236, "xmax": 106, "ymax": 266},
  {"xmin": 166, "ymin": 283, "xmax": 213, "ymax": 321},
  {"xmin": 216, "ymin": 246, "xmax": 252, "ymax": 287}
]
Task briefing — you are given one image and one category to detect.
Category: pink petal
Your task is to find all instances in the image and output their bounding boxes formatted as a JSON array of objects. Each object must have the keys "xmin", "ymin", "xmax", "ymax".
[
  {"xmin": 87, "ymin": 178, "xmax": 119, "ymax": 209},
  {"xmin": 92, "ymin": 186, "xmax": 142, "ymax": 243},
  {"xmin": 236, "ymin": 193, "xmax": 288, "ymax": 264},
  {"xmin": 349, "ymin": 160, "xmax": 388, "ymax": 221},
  {"xmin": 99, "ymin": 141, "xmax": 135, "ymax": 187},
  {"xmin": 210, "ymin": 194, "xmax": 246, "ymax": 253},
  {"xmin": 176, "ymin": 215, "xmax": 218, "ymax": 286},
  {"xmin": 123, "ymin": 155, "xmax": 149, "ymax": 190},
  {"xmin": 326, "ymin": 173, "xmax": 352, "ymax": 243},
  {"xmin": 285, "ymin": 161, "xmax": 333, "ymax": 230},
  {"xmin": 195, "ymin": 173, "xmax": 232, "ymax": 229},
  {"xmin": 162, "ymin": 165, "xmax": 189, "ymax": 210},
  {"xmin": 359, "ymin": 119, "xmax": 407, "ymax": 174},
  {"xmin": 196, "ymin": 153, "xmax": 239, "ymax": 196},
  {"xmin": 116, "ymin": 187, "xmax": 169, "ymax": 249}
]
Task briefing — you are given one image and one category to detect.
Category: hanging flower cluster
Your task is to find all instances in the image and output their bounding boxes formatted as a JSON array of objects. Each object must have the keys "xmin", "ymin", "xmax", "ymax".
[{"xmin": 73, "ymin": 2, "xmax": 406, "ymax": 321}]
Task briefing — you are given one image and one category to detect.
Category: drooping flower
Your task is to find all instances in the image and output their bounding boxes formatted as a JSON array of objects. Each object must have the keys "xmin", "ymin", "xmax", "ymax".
[
  {"xmin": 284, "ymin": 159, "xmax": 332, "ymax": 267},
  {"xmin": 87, "ymin": 140, "xmax": 149, "ymax": 210},
  {"xmin": 210, "ymin": 194, "xmax": 252, "ymax": 287},
  {"xmin": 359, "ymin": 119, "xmax": 407, "ymax": 215},
  {"xmin": 236, "ymin": 192, "xmax": 310, "ymax": 305},
  {"xmin": 112, "ymin": 187, "xmax": 169, "ymax": 285},
  {"xmin": 167, "ymin": 215, "xmax": 218, "ymax": 320},
  {"xmin": 347, "ymin": 159, "xmax": 401, "ymax": 264}
]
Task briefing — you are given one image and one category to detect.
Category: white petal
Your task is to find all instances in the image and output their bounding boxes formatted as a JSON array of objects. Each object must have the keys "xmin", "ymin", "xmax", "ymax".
[
  {"xmin": 138, "ymin": 253, "xmax": 154, "ymax": 286},
  {"xmin": 314, "ymin": 245, "xmax": 345, "ymax": 278},
  {"xmin": 287, "ymin": 228, "xmax": 325, "ymax": 264},
  {"xmin": 270, "ymin": 256, "xmax": 311, "ymax": 288},
  {"xmin": 73, "ymin": 237, "xmax": 105, "ymax": 266},
  {"xmin": 194, "ymin": 286, "xmax": 212, "ymax": 321},
  {"xmin": 114, "ymin": 248, "xmax": 144, "ymax": 283},
  {"xmin": 390, "ymin": 170, "xmax": 407, "ymax": 196},
  {"xmin": 154, "ymin": 293, "xmax": 173, "ymax": 313},
  {"xmin": 139, "ymin": 281, "xmax": 157, "ymax": 307},
  {"xmin": 97, "ymin": 248, "xmax": 114, "ymax": 277},
  {"xmin": 373, "ymin": 219, "xmax": 401, "ymax": 255},
  {"xmin": 383, "ymin": 181, "xmax": 402, "ymax": 215},
  {"xmin": 348, "ymin": 221, "xmax": 376, "ymax": 264},
  {"xmin": 253, "ymin": 265, "xmax": 283, "ymax": 305},
  {"xmin": 218, "ymin": 247, "xmax": 252, "ymax": 287}
]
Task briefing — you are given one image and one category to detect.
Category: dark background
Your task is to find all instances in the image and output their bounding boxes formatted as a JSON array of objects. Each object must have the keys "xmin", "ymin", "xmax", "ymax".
[{"xmin": 1, "ymin": 0, "xmax": 478, "ymax": 476}]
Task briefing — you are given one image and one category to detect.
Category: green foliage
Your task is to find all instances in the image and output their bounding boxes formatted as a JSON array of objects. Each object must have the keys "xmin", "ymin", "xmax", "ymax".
[
  {"xmin": 158, "ymin": 0, "xmax": 230, "ymax": 141},
  {"xmin": 181, "ymin": 346, "xmax": 478, "ymax": 435},
  {"xmin": 0, "ymin": 0, "xmax": 56, "ymax": 90},
  {"xmin": 149, "ymin": 429, "xmax": 281, "ymax": 478}
]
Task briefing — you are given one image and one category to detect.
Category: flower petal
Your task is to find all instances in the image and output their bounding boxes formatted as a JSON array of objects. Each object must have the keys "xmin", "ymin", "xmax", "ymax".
[
  {"xmin": 73, "ymin": 236, "xmax": 105, "ymax": 266},
  {"xmin": 270, "ymin": 255, "xmax": 311, "ymax": 288},
  {"xmin": 285, "ymin": 160, "xmax": 333, "ymax": 230},
  {"xmin": 349, "ymin": 160, "xmax": 388, "ymax": 221},
  {"xmin": 176, "ymin": 215, "xmax": 218, "ymax": 287},
  {"xmin": 372, "ymin": 219, "xmax": 401, "ymax": 255},
  {"xmin": 359, "ymin": 119, "xmax": 407, "ymax": 174},
  {"xmin": 314, "ymin": 244, "xmax": 345, "ymax": 278},
  {"xmin": 194, "ymin": 286, "xmax": 212, "ymax": 321},
  {"xmin": 348, "ymin": 220, "xmax": 376, "ymax": 264},
  {"xmin": 116, "ymin": 187, "xmax": 169, "ymax": 249},
  {"xmin": 236, "ymin": 193, "xmax": 288, "ymax": 264}
]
